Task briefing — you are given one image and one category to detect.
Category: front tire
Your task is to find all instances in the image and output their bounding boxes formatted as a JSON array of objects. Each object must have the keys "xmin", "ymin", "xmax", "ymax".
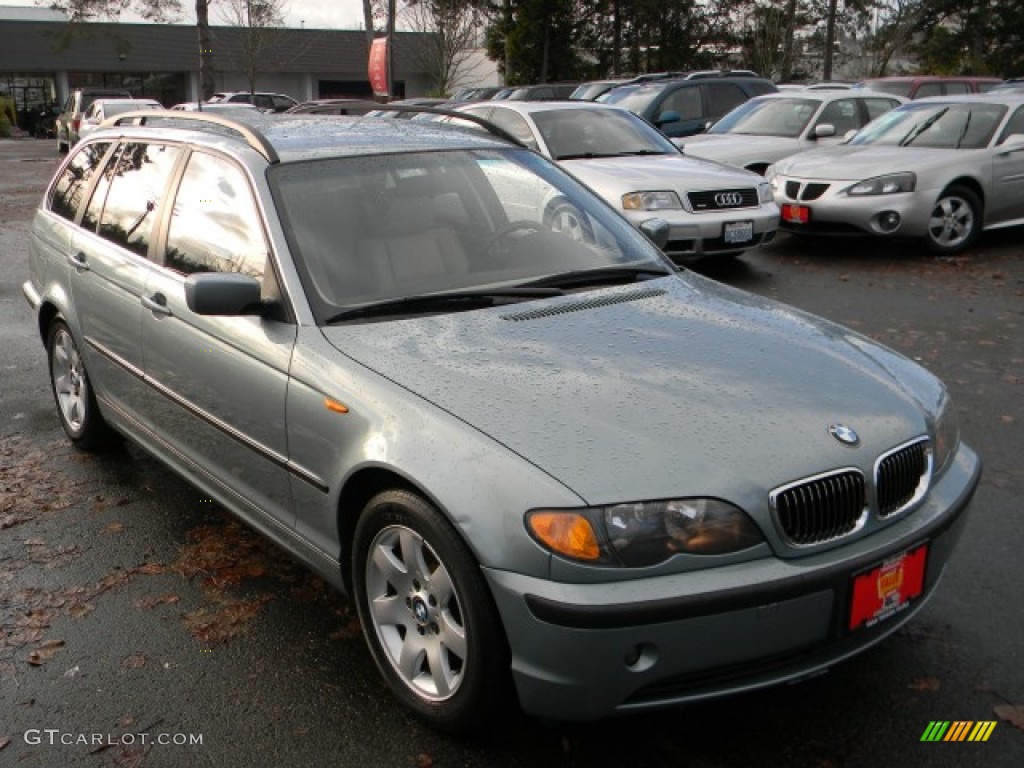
[
  {"xmin": 352, "ymin": 490, "xmax": 511, "ymax": 733},
  {"xmin": 925, "ymin": 185, "xmax": 981, "ymax": 254},
  {"xmin": 47, "ymin": 320, "xmax": 112, "ymax": 450}
]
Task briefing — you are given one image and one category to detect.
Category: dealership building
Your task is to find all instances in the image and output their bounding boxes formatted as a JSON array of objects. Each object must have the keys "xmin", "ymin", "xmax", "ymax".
[{"xmin": 0, "ymin": 5, "xmax": 497, "ymax": 134}]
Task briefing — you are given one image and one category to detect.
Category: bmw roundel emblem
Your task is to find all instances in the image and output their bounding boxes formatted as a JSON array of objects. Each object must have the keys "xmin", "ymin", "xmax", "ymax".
[{"xmin": 828, "ymin": 424, "xmax": 860, "ymax": 446}]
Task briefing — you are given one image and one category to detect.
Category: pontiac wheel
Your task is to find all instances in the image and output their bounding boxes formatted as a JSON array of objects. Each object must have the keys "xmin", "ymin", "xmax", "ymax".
[
  {"xmin": 352, "ymin": 490, "xmax": 510, "ymax": 733},
  {"xmin": 925, "ymin": 185, "xmax": 981, "ymax": 254}
]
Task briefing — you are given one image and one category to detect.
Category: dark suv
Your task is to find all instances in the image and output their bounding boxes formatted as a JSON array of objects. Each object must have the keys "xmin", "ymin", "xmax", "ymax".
[{"xmin": 599, "ymin": 74, "xmax": 777, "ymax": 138}]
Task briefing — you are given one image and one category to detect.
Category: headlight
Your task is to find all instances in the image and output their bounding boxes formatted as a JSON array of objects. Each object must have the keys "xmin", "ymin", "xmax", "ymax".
[
  {"xmin": 758, "ymin": 181, "xmax": 773, "ymax": 203},
  {"xmin": 764, "ymin": 166, "xmax": 779, "ymax": 191},
  {"xmin": 846, "ymin": 172, "xmax": 916, "ymax": 196},
  {"xmin": 526, "ymin": 498, "xmax": 764, "ymax": 567},
  {"xmin": 622, "ymin": 191, "xmax": 682, "ymax": 211},
  {"xmin": 932, "ymin": 390, "xmax": 960, "ymax": 476}
]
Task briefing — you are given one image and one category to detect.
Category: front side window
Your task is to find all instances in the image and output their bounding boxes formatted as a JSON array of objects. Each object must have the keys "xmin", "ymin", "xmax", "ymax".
[
  {"xmin": 49, "ymin": 141, "xmax": 112, "ymax": 221},
  {"xmin": 487, "ymin": 108, "xmax": 539, "ymax": 150},
  {"xmin": 864, "ymin": 98, "xmax": 901, "ymax": 121},
  {"xmin": 164, "ymin": 151, "xmax": 267, "ymax": 278},
  {"xmin": 998, "ymin": 106, "xmax": 1024, "ymax": 145},
  {"xmin": 661, "ymin": 86, "xmax": 702, "ymax": 121},
  {"xmin": 97, "ymin": 142, "xmax": 181, "ymax": 257}
]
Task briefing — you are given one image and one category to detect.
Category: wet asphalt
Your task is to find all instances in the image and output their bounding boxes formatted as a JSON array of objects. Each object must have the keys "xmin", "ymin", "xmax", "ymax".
[{"xmin": 1, "ymin": 137, "xmax": 1022, "ymax": 767}]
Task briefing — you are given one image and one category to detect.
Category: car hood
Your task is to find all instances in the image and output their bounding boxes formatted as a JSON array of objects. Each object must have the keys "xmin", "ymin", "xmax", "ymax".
[
  {"xmin": 560, "ymin": 153, "xmax": 760, "ymax": 194},
  {"xmin": 772, "ymin": 145, "xmax": 972, "ymax": 181},
  {"xmin": 679, "ymin": 133, "xmax": 802, "ymax": 163},
  {"xmin": 322, "ymin": 275, "xmax": 933, "ymax": 507}
]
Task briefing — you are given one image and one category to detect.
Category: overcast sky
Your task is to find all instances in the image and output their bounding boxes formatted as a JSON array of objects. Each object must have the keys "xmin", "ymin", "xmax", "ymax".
[{"xmin": 2, "ymin": 0, "xmax": 370, "ymax": 30}]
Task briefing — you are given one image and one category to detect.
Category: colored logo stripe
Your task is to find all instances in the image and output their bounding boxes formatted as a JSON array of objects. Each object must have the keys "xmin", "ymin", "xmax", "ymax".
[{"xmin": 920, "ymin": 721, "xmax": 996, "ymax": 742}]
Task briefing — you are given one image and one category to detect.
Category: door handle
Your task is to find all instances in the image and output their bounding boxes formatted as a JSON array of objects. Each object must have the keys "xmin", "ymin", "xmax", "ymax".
[
  {"xmin": 67, "ymin": 251, "xmax": 89, "ymax": 270},
  {"xmin": 142, "ymin": 292, "xmax": 173, "ymax": 316}
]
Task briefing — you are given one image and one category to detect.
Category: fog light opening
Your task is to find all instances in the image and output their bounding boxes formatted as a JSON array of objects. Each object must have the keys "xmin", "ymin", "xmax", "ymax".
[
  {"xmin": 877, "ymin": 211, "xmax": 901, "ymax": 233},
  {"xmin": 623, "ymin": 642, "xmax": 659, "ymax": 673}
]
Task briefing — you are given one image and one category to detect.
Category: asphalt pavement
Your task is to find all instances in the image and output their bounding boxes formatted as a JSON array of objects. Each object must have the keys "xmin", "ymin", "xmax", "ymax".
[{"xmin": 1, "ymin": 137, "xmax": 1022, "ymax": 767}]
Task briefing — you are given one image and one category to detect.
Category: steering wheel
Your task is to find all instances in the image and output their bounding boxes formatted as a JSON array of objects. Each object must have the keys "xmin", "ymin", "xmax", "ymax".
[{"xmin": 483, "ymin": 220, "xmax": 544, "ymax": 260}]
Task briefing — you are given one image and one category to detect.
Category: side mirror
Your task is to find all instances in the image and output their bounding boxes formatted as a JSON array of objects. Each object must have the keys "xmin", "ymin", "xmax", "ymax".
[
  {"xmin": 656, "ymin": 110, "xmax": 681, "ymax": 127},
  {"xmin": 813, "ymin": 123, "xmax": 836, "ymax": 138},
  {"xmin": 997, "ymin": 134, "xmax": 1024, "ymax": 155},
  {"xmin": 185, "ymin": 272, "xmax": 264, "ymax": 316},
  {"xmin": 639, "ymin": 217, "xmax": 670, "ymax": 250}
]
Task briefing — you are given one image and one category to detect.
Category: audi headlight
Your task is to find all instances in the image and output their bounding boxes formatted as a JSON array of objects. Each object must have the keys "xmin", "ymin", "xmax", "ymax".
[
  {"xmin": 932, "ymin": 390, "xmax": 960, "ymax": 476},
  {"xmin": 526, "ymin": 498, "xmax": 764, "ymax": 567},
  {"xmin": 758, "ymin": 181, "xmax": 773, "ymax": 203},
  {"xmin": 622, "ymin": 191, "xmax": 683, "ymax": 211},
  {"xmin": 846, "ymin": 172, "xmax": 916, "ymax": 196}
]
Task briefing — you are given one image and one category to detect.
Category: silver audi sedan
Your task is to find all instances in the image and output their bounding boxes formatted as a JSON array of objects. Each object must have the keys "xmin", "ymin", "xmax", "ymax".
[
  {"xmin": 767, "ymin": 93, "xmax": 1024, "ymax": 253},
  {"xmin": 24, "ymin": 110, "xmax": 979, "ymax": 732},
  {"xmin": 450, "ymin": 100, "xmax": 779, "ymax": 262}
]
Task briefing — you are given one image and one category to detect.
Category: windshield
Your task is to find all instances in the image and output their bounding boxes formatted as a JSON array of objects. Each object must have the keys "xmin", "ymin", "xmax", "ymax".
[
  {"xmin": 532, "ymin": 108, "xmax": 678, "ymax": 159},
  {"xmin": 848, "ymin": 102, "xmax": 1007, "ymax": 149},
  {"xmin": 598, "ymin": 85, "xmax": 660, "ymax": 112},
  {"xmin": 270, "ymin": 148, "xmax": 670, "ymax": 323},
  {"xmin": 710, "ymin": 97, "xmax": 820, "ymax": 137}
]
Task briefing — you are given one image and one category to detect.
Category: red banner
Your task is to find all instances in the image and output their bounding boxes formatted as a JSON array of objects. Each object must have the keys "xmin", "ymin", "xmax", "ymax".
[{"xmin": 369, "ymin": 36, "xmax": 389, "ymax": 97}]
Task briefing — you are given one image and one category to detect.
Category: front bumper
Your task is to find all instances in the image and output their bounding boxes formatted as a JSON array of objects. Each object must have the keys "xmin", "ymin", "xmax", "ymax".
[
  {"xmin": 623, "ymin": 204, "xmax": 779, "ymax": 261},
  {"xmin": 484, "ymin": 442, "xmax": 980, "ymax": 721},
  {"xmin": 773, "ymin": 176, "xmax": 937, "ymax": 238}
]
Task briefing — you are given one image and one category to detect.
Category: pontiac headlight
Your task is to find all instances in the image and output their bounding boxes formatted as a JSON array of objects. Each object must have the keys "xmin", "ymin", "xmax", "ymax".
[
  {"xmin": 932, "ymin": 390, "xmax": 960, "ymax": 476},
  {"xmin": 622, "ymin": 191, "xmax": 682, "ymax": 211},
  {"xmin": 846, "ymin": 172, "xmax": 915, "ymax": 196},
  {"xmin": 527, "ymin": 499, "xmax": 764, "ymax": 567}
]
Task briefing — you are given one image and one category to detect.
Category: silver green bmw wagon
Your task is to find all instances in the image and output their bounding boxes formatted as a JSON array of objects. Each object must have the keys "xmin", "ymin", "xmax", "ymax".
[{"xmin": 22, "ymin": 110, "xmax": 980, "ymax": 733}]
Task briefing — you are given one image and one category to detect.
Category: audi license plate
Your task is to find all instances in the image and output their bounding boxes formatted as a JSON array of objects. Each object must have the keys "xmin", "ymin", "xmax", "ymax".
[
  {"xmin": 848, "ymin": 544, "xmax": 928, "ymax": 632},
  {"xmin": 723, "ymin": 220, "xmax": 753, "ymax": 244}
]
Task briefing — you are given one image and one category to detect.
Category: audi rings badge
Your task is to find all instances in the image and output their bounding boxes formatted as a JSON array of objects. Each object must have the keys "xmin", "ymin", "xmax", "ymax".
[{"xmin": 714, "ymin": 192, "xmax": 744, "ymax": 207}]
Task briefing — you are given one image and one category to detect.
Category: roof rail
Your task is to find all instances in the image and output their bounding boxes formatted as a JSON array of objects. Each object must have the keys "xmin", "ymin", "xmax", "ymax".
[
  {"xmin": 358, "ymin": 103, "xmax": 528, "ymax": 149},
  {"xmin": 684, "ymin": 69, "xmax": 761, "ymax": 80},
  {"xmin": 106, "ymin": 110, "xmax": 280, "ymax": 163}
]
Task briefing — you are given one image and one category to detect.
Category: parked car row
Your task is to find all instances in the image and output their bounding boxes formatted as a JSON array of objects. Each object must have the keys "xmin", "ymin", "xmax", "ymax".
[{"xmin": 24, "ymin": 106, "xmax": 981, "ymax": 734}]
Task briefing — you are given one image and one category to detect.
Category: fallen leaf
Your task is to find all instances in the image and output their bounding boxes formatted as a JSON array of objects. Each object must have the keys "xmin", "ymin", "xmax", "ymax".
[
  {"xmin": 134, "ymin": 594, "xmax": 180, "ymax": 610},
  {"xmin": 1000, "ymin": 415, "xmax": 1015, "ymax": 424},
  {"xmin": 994, "ymin": 704, "xmax": 1024, "ymax": 731},
  {"xmin": 122, "ymin": 654, "xmax": 146, "ymax": 669},
  {"xmin": 104, "ymin": 522, "xmax": 126, "ymax": 534},
  {"xmin": 416, "ymin": 754, "xmax": 433, "ymax": 768},
  {"xmin": 116, "ymin": 715, "xmax": 136, "ymax": 727},
  {"xmin": 908, "ymin": 677, "xmax": 941, "ymax": 692},
  {"xmin": 0, "ymin": 736, "xmax": 9, "ymax": 750},
  {"xmin": 134, "ymin": 563, "xmax": 166, "ymax": 576},
  {"xmin": 67, "ymin": 602, "xmax": 95, "ymax": 619}
]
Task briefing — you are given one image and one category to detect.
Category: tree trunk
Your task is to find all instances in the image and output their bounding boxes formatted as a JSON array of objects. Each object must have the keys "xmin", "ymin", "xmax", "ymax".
[
  {"xmin": 612, "ymin": 0, "xmax": 621, "ymax": 77},
  {"xmin": 196, "ymin": 0, "xmax": 215, "ymax": 101},
  {"xmin": 823, "ymin": 0, "xmax": 838, "ymax": 81},
  {"xmin": 387, "ymin": 0, "xmax": 396, "ymax": 98},
  {"xmin": 781, "ymin": 0, "xmax": 797, "ymax": 81}
]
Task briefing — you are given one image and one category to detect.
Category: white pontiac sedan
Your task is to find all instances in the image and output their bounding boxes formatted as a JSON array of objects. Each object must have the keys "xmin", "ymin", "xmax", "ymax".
[
  {"xmin": 452, "ymin": 101, "xmax": 779, "ymax": 262},
  {"xmin": 767, "ymin": 93, "xmax": 1024, "ymax": 253},
  {"xmin": 679, "ymin": 91, "xmax": 905, "ymax": 174},
  {"xmin": 77, "ymin": 98, "xmax": 163, "ymax": 144}
]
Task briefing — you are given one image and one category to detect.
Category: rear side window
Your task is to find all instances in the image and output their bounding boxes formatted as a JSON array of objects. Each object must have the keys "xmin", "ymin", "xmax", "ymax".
[
  {"xmin": 49, "ymin": 141, "xmax": 112, "ymax": 222},
  {"xmin": 914, "ymin": 83, "xmax": 942, "ymax": 98},
  {"xmin": 164, "ymin": 151, "xmax": 267, "ymax": 278},
  {"xmin": 96, "ymin": 142, "xmax": 181, "ymax": 257},
  {"xmin": 706, "ymin": 83, "xmax": 748, "ymax": 119},
  {"xmin": 944, "ymin": 82, "xmax": 970, "ymax": 95}
]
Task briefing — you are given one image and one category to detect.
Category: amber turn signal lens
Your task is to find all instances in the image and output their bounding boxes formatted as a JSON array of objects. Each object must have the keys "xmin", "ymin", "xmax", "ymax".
[
  {"xmin": 323, "ymin": 397, "xmax": 349, "ymax": 414},
  {"xmin": 527, "ymin": 512, "xmax": 601, "ymax": 561}
]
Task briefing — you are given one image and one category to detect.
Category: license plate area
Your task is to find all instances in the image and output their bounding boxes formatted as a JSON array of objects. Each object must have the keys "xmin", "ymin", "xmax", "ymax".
[
  {"xmin": 782, "ymin": 204, "xmax": 810, "ymax": 224},
  {"xmin": 723, "ymin": 220, "xmax": 754, "ymax": 243},
  {"xmin": 848, "ymin": 544, "xmax": 928, "ymax": 632}
]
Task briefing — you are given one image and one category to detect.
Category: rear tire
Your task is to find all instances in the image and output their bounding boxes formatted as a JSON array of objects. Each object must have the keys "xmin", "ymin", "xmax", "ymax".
[
  {"xmin": 352, "ymin": 489, "xmax": 511, "ymax": 733},
  {"xmin": 47, "ymin": 320, "xmax": 113, "ymax": 450}
]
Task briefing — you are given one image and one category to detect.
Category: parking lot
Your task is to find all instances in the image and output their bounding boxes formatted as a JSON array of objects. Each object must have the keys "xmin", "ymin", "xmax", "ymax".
[{"xmin": 1, "ymin": 136, "xmax": 1022, "ymax": 767}]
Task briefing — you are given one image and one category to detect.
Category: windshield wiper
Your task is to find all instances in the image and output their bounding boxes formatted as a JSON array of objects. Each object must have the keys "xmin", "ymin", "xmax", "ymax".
[
  {"xmin": 519, "ymin": 265, "xmax": 671, "ymax": 290},
  {"xmin": 898, "ymin": 108, "xmax": 949, "ymax": 147},
  {"xmin": 324, "ymin": 287, "xmax": 564, "ymax": 323},
  {"xmin": 557, "ymin": 150, "xmax": 666, "ymax": 160},
  {"xmin": 955, "ymin": 111, "xmax": 972, "ymax": 149}
]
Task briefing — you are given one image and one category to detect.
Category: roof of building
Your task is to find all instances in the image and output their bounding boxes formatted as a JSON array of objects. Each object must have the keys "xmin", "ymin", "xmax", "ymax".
[{"xmin": 0, "ymin": 18, "xmax": 431, "ymax": 75}]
